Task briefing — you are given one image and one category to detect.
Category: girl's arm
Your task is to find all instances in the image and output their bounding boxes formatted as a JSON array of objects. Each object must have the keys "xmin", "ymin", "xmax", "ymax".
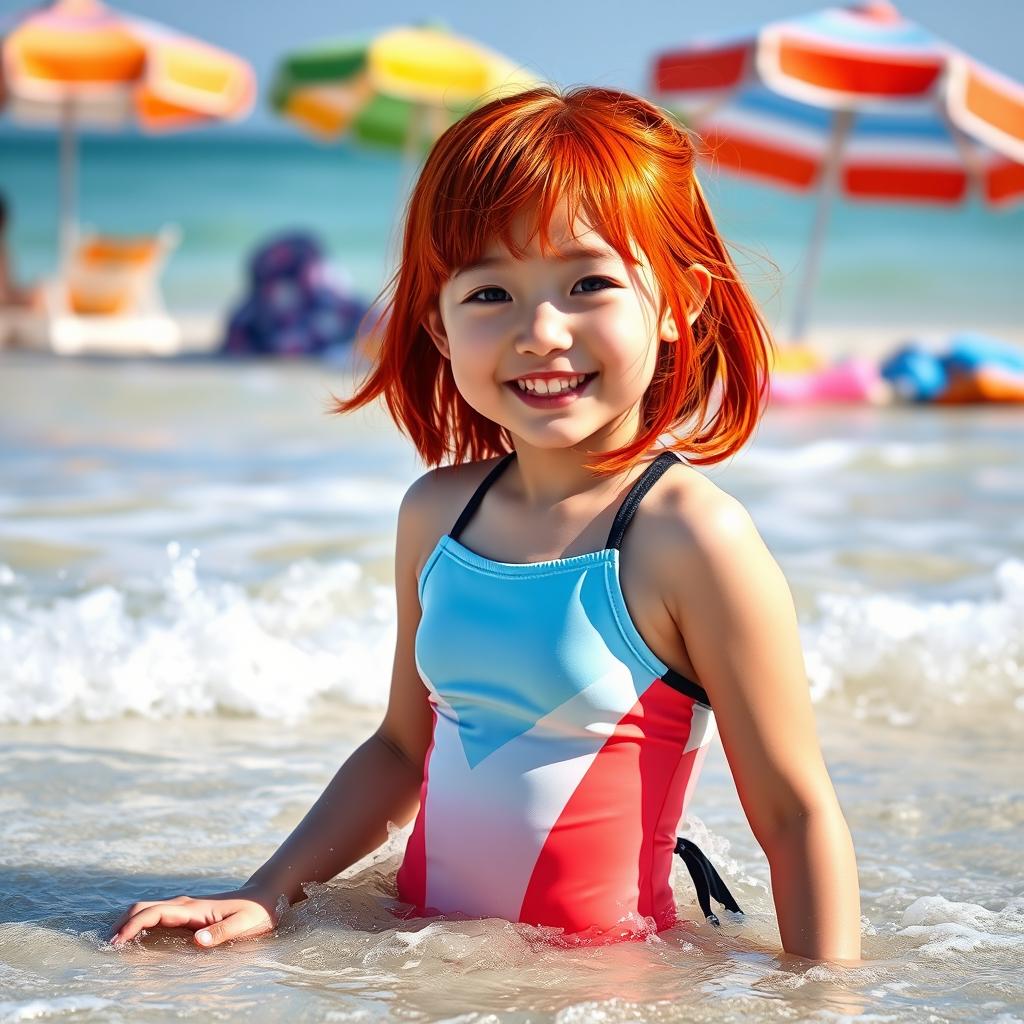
[
  {"xmin": 110, "ymin": 477, "xmax": 436, "ymax": 947},
  {"xmin": 667, "ymin": 489, "xmax": 861, "ymax": 963},
  {"xmin": 243, "ymin": 473, "xmax": 435, "ymax": 906}
]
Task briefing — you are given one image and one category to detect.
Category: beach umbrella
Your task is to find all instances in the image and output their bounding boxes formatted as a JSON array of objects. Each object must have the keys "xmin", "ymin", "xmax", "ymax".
[
  {"xmin": 650, "ymin": 0, "xmax": 1024, "ymax": 341},
  {"xmin": 1, "ymin": 0, "xmax": 256, "ymax": 263},
  {"xmin": 270, "ymin": 24, "xmax": 538, "ymax": 155}
]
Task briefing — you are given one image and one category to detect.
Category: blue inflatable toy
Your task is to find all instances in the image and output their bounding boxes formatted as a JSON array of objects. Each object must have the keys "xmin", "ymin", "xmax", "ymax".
[
  {"xmin": 880, "ymin": 345, "xmax": 948, "ymax": 401},
  {"xmin": 944, "ymin": 333, "xmax": 1024, "ymax": 375}
]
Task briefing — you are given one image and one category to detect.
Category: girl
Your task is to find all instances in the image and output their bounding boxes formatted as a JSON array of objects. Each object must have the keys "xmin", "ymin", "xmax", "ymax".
[{"xmin": 111, "ymin": 86, "xmax": 861, "ymax": 962}]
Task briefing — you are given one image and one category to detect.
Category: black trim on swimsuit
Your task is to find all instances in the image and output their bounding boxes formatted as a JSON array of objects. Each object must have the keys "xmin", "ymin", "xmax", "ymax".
[
  {"xmin": 605, "ymin": 450, "xmax": 682, "ymax": 550},
  {"xmin": 661, "ymin": 668, "xmax": 711, "ymax": 708},
  {"xmin": 450, "ymin": 451, "xmax": 517, "ymax": 542}
]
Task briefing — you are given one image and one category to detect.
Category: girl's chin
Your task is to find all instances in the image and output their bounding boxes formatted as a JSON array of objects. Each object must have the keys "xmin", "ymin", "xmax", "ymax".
[{"xmin": 510, "ymin": 419, "xmax": 622, "ymax": 452}]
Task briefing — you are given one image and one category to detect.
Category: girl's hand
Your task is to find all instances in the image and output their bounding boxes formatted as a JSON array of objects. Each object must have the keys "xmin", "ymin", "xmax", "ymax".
[{"xmin": 109, "ymin": 883, "xmax": 282, "ymax": 948}]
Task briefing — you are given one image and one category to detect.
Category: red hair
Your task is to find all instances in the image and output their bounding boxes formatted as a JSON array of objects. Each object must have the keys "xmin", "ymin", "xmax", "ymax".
[{"xmin": 334, "ymin": 85, "xmax": 774, "ymax": 473}]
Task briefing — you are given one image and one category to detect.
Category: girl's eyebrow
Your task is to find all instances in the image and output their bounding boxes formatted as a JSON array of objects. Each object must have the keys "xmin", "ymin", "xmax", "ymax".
[{"xmin": 452, "ymin": 245, "xmax": 620, "ymax": 279}]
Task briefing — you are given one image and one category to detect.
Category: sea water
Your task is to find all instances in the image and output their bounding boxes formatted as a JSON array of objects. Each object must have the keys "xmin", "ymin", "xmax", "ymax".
[
  {"xmin": 0, "ymin": 355, "xmax": 1021, "ymax": 1022},
  {"xmin": 2, "ymin": 133, "xmax": 1023, "ymax": 330}
]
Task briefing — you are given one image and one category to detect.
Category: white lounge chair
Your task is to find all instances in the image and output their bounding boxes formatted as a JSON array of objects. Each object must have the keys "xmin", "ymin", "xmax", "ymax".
[{"xmin": 19, "ymin": 224, "xmax": 183, "ymax": 356}]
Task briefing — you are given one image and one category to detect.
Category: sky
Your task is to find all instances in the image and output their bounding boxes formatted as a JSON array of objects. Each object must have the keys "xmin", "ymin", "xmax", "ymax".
[{"xmin": 1, "ymin": 0, "xmax": 1022, "ymax": 136}]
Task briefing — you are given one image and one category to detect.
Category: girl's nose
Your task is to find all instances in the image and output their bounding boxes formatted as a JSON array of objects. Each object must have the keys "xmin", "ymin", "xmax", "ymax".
[{"xmin": 515, "ymin": 303, "xmax": 573, "ymax": 355}]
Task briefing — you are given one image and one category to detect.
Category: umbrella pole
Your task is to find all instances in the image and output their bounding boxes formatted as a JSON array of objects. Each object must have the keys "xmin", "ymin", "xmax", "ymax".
[
  {"xmin": 58, "ymin": 98, "xmax": 78, "ymax": 274},
  {"xmin": 789, "ymin": 108, "xmax": 854, "ymax": 344},
  {"xmin": 388, "ymin": 104, "xmax": 426, "ymax": 272},
  {"xmin": 398, "ymin": 103, "xmax": 424, "ymax": 200}
]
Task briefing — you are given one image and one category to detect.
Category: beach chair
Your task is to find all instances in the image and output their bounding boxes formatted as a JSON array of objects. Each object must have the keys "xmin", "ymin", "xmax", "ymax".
[{"xmin": 31, "ymin": 225, "xmax": 182, "ymax": 355}]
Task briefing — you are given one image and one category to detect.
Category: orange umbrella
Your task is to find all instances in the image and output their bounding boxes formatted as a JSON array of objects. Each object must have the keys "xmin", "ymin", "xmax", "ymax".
[{"xmin": 1, "ymin": 0, "xmax": 255, "ymax": 260}]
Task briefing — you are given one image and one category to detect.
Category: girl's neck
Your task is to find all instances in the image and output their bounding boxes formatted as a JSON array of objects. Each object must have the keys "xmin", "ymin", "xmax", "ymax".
[{"xmin": 505, "ymin": 416, "xmax": 655, "ymax": 513}]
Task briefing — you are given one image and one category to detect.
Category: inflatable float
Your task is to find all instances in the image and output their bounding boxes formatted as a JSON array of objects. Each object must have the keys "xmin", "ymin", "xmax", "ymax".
[
  {"xmin": 769, "ymin": 346, "xmax": 889, "ymax": 405},
  {"xmin": 881, "ymin": 333, "xmax": 1024, "ymax": 404}
]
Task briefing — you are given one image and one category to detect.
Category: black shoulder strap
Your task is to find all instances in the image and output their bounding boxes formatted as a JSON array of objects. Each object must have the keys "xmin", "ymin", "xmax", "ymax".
[
  {"xmin": 605, "ymin": 451, "xmax": 710, "ymax": 708},
  {"xmin": 450, "ymin": 451, "xmax": 518, "ymax": 541},
  {"xmin": 605, "ymin": 450, "xmax": 683, "ymax": 551}
]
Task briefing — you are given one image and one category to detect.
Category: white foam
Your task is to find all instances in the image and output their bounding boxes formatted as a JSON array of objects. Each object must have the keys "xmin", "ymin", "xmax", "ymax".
[
  {"xmin": 0, "ymin": 996, "xmax": 114, "ymax": 1022},
  {"xmin": 3, "ymin": 549, "xmax": 1022, "ymax": 725},
  {"xmin": 898, "ymin": 895, "xmax": 1024, "ymax": 958},
  {"xmin": 0, "ymin": 545, "xmax": 395, "ymax": 724},
  {"xmin": 802, "ymin": 559, "xmax": 1024, "ymax": 721},
  {"xmin": 741, "ymin": 439, "xmax": 865, "ymax": 476}
]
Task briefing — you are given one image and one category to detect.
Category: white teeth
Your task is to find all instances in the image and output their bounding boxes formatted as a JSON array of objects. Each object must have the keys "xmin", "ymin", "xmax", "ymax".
[{"xmin": 515, "ymin": 374, "xmax": 588, "ymax": 395}]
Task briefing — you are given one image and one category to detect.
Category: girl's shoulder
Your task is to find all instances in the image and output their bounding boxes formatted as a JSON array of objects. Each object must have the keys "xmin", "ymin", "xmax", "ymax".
[
  {"xmin": 401, "ymin": 457, "xmax": 505, "ymax": 523},
  {"xmin": 633, "ymin": 461, "xmax": 766, "ymax": 591},
  {"xmin": 653, "ymin": 462, "xmax": 754, "ymax": 539},
  {"xmin": 399, "ymin": 457, "xmax": 507, "ymax": 575}
]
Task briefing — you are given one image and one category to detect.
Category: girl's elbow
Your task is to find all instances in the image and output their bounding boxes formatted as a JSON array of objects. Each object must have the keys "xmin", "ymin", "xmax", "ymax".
[{"xmin": 753, "ymin": 794, "xmax": 850, "ymax": 852}]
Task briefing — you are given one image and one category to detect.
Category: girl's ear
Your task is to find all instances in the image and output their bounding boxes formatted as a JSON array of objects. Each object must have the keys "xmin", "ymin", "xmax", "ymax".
[
  {"xmin": 661, "ymin": 262, "xmax": 712, "ymax": 341},
  {"xmin": 424, "ymin": 307, "xmax": 451, "ymax": 360}
]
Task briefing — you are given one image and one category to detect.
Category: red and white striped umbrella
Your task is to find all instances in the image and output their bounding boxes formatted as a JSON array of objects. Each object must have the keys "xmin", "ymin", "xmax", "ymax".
[{"xmin": 650, "ymin": 1, "xmax": 1024, "ymax": 340}]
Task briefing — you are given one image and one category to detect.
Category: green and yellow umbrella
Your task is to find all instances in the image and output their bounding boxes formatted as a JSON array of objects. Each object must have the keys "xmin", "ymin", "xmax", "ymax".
[{"xmin": 270, "ymin": 25, "xmax": 538, "ymax": 152}]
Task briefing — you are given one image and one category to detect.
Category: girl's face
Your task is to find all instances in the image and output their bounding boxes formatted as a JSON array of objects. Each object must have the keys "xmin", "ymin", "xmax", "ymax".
[{"xmin": 426, "ymin": 203, "xmax": 708, "ymax": 454}]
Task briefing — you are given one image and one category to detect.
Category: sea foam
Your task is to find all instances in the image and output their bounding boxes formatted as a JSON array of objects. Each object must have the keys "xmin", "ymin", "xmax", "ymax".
[
  {"xmin": 1, "ymin": 550, "xmax": 1021, "ymax": 724},
  {"xmin": 803, "ymin": 559, "xmax": 1024, "ymax": 722},
  {"xmin": 0, "ymin": 544, "xmax": 394, "ymax": 724},
  {"xmin": 898, "ymin": 895, "xmax": 1024, "ymax": 958}
]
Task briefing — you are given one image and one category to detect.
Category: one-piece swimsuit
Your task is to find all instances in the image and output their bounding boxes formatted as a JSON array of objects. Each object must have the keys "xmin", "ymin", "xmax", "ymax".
[{"xmin": 397, "ymin": 449, "xmax": 741, "ymax": 935}]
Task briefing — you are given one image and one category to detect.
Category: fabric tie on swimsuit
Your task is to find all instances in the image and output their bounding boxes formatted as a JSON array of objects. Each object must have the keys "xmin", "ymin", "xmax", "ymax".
[{"xmin": 397, "ymin": 450, "xmax": 742, "ymax": 934}]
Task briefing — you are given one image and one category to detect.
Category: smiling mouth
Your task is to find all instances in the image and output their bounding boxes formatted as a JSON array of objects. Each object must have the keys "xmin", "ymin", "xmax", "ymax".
[
  {"xmin": 505, "ymin": 372, "xmax": 599, "ymax": 404},
  {"xmin": 506, "ymin": 372, "xmax": 599, "ymax": 396}
]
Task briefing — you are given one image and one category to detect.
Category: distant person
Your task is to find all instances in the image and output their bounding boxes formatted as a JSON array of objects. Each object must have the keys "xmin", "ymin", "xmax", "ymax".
[
  {"xmin": 0, "ymin": 192, "xmax": 38, "ymax": 310},
  {"xmin": 221, "ymin": 231, "xmax": 369, "ymax": 357},
  {"xmin": 111, "ymin": 86, "xmax": 861, "ymax": 965}
]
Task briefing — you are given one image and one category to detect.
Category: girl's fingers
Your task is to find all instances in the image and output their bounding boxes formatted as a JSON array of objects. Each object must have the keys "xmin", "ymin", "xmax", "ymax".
[
  {"xmin": 111, "ymin": 902, "xmax": 198, "ymax": 946},
  {"xmin": 193, "ymin": 909, "xmax": 270, "ymax": 948},
  {"xmin": 110, "ymin": 900, "xmax": 273, "ymax": 948},
  {"xmin": 109, "ymin": 900, "xmax": 159, "ymax": 938}
]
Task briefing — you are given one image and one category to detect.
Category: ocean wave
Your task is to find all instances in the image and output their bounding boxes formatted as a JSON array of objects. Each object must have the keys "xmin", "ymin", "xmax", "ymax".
[
  {"xmin": 0, "ymin": 544, "xmax": 395, "ymax": 724},
  {"xmin": 803, "ymin": 559, "xmax": 1024, "ymax": 724},
  {"xmin": 898, "ymin": 895, "xmax": 1024, "ymax": 958},
  {"xmin": 1, "ymin": 551, "xmax": 1021, "ymax": 725},
  {"xmin": 0, "ymin": 996, "xmax": 115, "ymax": 1023}
]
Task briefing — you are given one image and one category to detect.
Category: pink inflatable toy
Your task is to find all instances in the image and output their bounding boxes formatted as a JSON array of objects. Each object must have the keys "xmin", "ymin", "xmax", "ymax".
[{"xmin": 769, "ymin": 357, "xmax": 889, "ymax": 405}]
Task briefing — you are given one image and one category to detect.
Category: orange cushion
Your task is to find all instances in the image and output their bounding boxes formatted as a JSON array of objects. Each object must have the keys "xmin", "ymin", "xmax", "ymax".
[
  {"xmin": 68, "ymin": 235, "xmax": 161, "ymax": 313},
  {"xmin": 68, "ymin": 286, "xmax": 131, "ymax": 315},
  {"xmin": 937, "ymin": 367, "xmax": 1024, "ymax": 404},
  {"xmin": 79, "ymin": 237, "xmax": 160, "ymax": 266}
]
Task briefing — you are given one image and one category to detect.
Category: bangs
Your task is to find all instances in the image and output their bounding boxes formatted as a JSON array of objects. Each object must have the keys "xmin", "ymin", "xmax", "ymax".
[{"xmin": 424, "ymin": 96, "xmax": 660, "ymax": 279}]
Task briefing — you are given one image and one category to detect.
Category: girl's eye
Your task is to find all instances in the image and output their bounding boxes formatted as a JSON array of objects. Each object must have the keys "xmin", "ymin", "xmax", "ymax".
[
  {"xmin": 466, "ymin": 277, "xmax": 615, "ymax": 303},
  {"xmin": 571, "ymin": 276, "xmax": 615, "ymax": 294},
  {"xmin": 467, "ymin": 286, "xmax": 510, "ymax": 303}
]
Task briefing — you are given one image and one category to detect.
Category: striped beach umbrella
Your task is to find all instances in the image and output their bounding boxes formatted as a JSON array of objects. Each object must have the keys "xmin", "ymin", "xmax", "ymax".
[
  {"xmin": 271, "ymin": 25, "xmax": 537, "ymax": 152},
  {"xmin": 1, "ymin": 0, "xmax": 255, "ymax": 261},
  {"xmin": 650, "ymin": 1, "xmax": 1024, "ymax": 341}
]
